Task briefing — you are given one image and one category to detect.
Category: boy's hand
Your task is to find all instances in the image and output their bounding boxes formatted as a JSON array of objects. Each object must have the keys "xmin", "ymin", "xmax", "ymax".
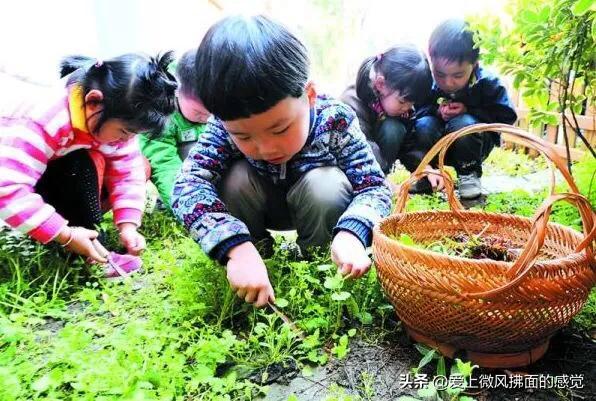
[
  {"xmin": 440, "ymin": 101, "xmax": 467, "ymax": 121},
  {"xmin": 226, "ymin": 242, "xmax": 275, "ymax": 308},
  {"xmin": 118, "ymin": 223, "xmax": 146, "ymax": 255},
  {"xmin": 56, "ymin": 226, "xmax": 108, "ymax": 263},
  {"xmin": 331, "ymin": 231, "xmax": 371, "ymax": 279},
  {"xmin": 438, "ymin": 103, "xmax": 451, "ymax": 121}
]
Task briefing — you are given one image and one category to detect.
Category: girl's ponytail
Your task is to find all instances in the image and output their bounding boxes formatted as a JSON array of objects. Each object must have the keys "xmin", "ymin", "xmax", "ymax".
[
  {"xmin": 139, "ymin": 51, "xmax": 177, "ymax": 99},
  {"xmin": 355, "ymin": 55, "xmax": 378, "ymax": 104},
  {"xmin": 61, "ymin": 51, "xmax": 177, "ymax": 137},
  {"xmin": 59, "ymin": 55, "xmax": 95, "ymax": 78},
  {"xmin": 357, "ymin": 45, "xmax": 432, "ymax": 105}
]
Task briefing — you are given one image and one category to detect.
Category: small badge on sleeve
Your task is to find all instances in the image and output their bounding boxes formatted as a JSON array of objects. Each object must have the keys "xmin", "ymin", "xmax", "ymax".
[{"xmin": 178, "ymin": 129, "xmax": 199, "ymax": 143}]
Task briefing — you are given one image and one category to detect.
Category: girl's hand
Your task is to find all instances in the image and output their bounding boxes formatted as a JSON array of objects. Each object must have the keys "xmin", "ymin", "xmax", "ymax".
[
  {"xmin": 56, "ymin": 226, "xmax": 108, "ymax": 263},
  {"xmin": 226, "ymin": 242, "xmax": 275, "ymax": 308},
  {"xmin": 423, "ymin": 166, "xmax": 445, "ymax": 192},
  {"xmin": 118, "ymin": 223, "xmax": 146, "ymax": 255},
  {"xmin": 331, "ymin": 231, "xmax": 371, "ymax": 279}
]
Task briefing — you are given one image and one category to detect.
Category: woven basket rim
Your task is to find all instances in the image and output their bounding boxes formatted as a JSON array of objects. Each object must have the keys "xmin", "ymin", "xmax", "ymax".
[{"xmin": 374, "ymin": 209, "xmax": 589, "ymax": 267}]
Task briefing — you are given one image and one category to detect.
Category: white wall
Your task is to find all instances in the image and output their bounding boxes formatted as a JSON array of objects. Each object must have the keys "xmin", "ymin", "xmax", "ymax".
[{"xmin": 0, "ymin": 0, "xmax": 507, "ymax": 91}]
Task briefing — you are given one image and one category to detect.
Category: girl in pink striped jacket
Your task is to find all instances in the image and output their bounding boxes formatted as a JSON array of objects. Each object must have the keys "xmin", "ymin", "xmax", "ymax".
[{"xmin": 0, "ymin": 52, "xmax": 177, "ymax": 273}]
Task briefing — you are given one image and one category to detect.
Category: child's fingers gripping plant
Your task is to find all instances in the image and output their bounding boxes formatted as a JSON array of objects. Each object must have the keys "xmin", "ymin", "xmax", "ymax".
[
  {"xmin": 331, "ymin": 231, "xmax": 372, "ymax": 279},
  {"xmin": 226, "ymin": 242, "xmax": 276, "ymax": 308}
]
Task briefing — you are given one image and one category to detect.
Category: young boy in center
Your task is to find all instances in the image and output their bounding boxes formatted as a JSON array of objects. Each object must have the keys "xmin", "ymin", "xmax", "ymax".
[
  {"xmin": 172, "ymin": 15, "xmax": 392, "ymax": 308},
  {"xmin": 139, "ymin": 49, "xmax": 211, "ymax": 208},
  {"xmin": 414, "ymin": 19, "xmax": 517, "ymax": 199}
]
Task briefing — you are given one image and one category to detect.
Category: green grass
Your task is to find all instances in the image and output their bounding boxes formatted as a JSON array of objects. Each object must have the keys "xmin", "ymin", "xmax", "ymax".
[
  {"xmin": 0, "ymin": 211, "xmax": 393, "ymax": 400},
  {"xmin": 484, "ymin": 147, "xmax": 548, "ymax": 177},
  {"xmin": 387, "ymin": 146, "xmax": 548, "ymax": 186},
  {"xmin": 0, "ymin": 152, "xmax": 594, "ymax": 400}
]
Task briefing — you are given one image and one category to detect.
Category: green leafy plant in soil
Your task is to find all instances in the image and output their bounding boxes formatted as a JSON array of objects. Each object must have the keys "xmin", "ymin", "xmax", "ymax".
[
  {"xmin": 398, "ymin": 344, "xmax": 478, "ymax": 401},
  {"xmin": 0, "ymin": 210, "xmax": 394, "ymax": 400}
]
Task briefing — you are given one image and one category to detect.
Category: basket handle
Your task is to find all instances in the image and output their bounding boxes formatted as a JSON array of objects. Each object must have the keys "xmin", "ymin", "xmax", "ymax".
[
  {"xmin": 395, "ymin": 167, "xmax": 465, "ymax": 212},
  {"xmin": 395, "ymin": 123, "xmax": 580, "ymax": 214},
  {"xmin": 393, "ymin": 123, "xmax": 594, "ymax": 299},
  {"xmin": 465, "ymin": 192, "xmax": 595, "ymax": 299}
]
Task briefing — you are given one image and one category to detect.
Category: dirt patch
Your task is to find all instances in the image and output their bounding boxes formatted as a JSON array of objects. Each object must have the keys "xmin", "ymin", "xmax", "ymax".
[
  {"xmin": 250, "ymin": 359, "xmax": 300, "ymax": 385},
  {"xmin": 479, "ymin": 327, "xmax": 596, "ymax": 401},
  {"xmin": 263, "ymin": 325, "xmax": 595, "ymax": 400}
]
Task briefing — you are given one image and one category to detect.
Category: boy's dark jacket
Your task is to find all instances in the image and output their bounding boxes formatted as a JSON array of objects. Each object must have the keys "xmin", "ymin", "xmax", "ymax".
[{"xmin": 416, "ymin": 65, "xmax": 517, "ymax": 126}]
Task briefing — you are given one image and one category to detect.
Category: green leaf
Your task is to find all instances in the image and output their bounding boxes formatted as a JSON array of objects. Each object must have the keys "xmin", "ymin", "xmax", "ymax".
[
  {"xmin": 414, "ymin": 343, "xmax": 433, "ymax": 356},
  {"xmin": 454, "ymin": 359, "xmax": 478, "ymax": 378},
  {"xmin": 347, "ymin": 328, "xmax": 357, "ymax": 337},
  {"xmin": 332, "ymin": 334, "xmax": 350, "ymax": 359},
  {"xmin": 437, "ymin": 355, "xmax": 446, "ymax": 376},
  {"xmin": 538, "ymin": 5, "xmax": 551, "ymax": 21},
  {"xmin": 324, "ymin": 275, "xmax": 343, "ymax": 290},
  {"xmin": 356, "ymin": 311, "xmax": 373, "ymax": 325},
  {"xmin": 417, "ymin": 382, "xmax": 437, "ymax": 398},
  {"xmin": 193, "ymin": 364, "xmax": 214, "ymax": 382},
  {"xmin": 520, "ymin": 9, "xmax": 540, "ymax": 23},
  {"xmin": 417, "ymin": 349, "xmax": 436, "ymax": 370},
  {"xmin": 31, "ymin": 374, "xmax": 51, "ymax": 392},
  {"xmin": 275, "ymin": 298, "xmax": 289, "ymax": 308},
  {"xmin": 398, "ymin": 233, "xmax": 416, "ymax": 246},
  {"xmin": 572, "ymin": 102, "xmax": 583, "ymax": 115},
  {"xmin": 545, "ymin": 114, "xmax": 559, "ymax": 126},
  {"xmin": 459, "ymin": 396, "xmax": 478, "ymax": 401},
  {"xmin": 572, "ymin": 0, "xmax": 595, "ymax": 16},
  {"xmin": 512, "ymin": 73, "xmax": 524, "ymax": 89},
  {"xmin": 301, "ymin": 365, "xmax": 314, "ymax": 377},
  {"xmin": 331, "ymin": 291, "xmax": 351, "ymax": 301}
]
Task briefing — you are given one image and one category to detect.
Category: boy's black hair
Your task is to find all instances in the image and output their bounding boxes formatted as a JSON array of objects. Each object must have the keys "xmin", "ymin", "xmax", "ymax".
[
  {"xmin": 59, "ymin": 52, "xmax": 178, "ymax": 137},
  {"xmin": 356, "ymin": 44, "xmax": 432, "ymax": 105},
  {"xmin": 428, "ymin": 19, "xmax": 479, "ymax": 64},
  {"xmin": 176, "ymin": 49, "xmax": 198, "ymax": 98},
  {"xmin": 194, "ymin": 15, "xmax": 309, "ymax": 121}
]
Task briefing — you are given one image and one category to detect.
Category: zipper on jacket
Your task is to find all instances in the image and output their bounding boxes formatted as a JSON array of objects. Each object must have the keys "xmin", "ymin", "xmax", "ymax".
[{"xmin": 280, "ymin": 162, "xmax": 287, "ymax": 180}]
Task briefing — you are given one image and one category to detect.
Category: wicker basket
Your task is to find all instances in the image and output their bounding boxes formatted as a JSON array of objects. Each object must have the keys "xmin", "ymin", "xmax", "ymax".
[{"xmin": 373, "ymin": 124, "xmax": 595, "ymax": 368}]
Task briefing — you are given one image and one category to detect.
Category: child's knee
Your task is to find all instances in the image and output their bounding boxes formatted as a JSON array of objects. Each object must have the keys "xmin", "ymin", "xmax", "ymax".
[
  {"xmin": 415, "ymin": 116, "xmax": 442, "ymax": 137},
  {"xmin": 378, "ymin": 118, "xmax": 407, "ymax": 139},
  {"xmin": 220, "ymin": 160, "xmax": 260, "ymax": 201},
  {"xmin": 88, "ymin": 150, "xmax": 106, "ymax": 192},
  {"xmin": 290, "ymin": 167, "xmax": 352, "ymax": 214},
  {"xmin": 289, "ymin": 168, "xmax": 352, "ymax": 248},
  {"xmin": 413, "ymin": 116, "xmax": 442, "ymax": 148},
  {"xmin": 445, "ymin": 114, "xmax": 479, "ymax": 133}
]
